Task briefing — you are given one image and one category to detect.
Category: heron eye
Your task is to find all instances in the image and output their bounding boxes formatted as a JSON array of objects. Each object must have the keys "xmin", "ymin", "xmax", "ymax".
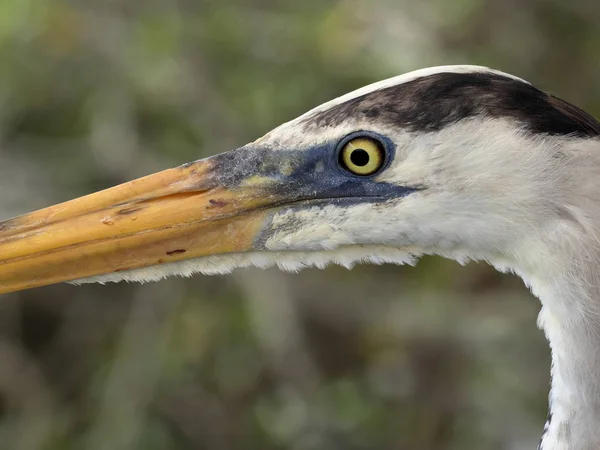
[{"xmin": 339, "ymin": 137, "xmax": 385, "ymax": 176}]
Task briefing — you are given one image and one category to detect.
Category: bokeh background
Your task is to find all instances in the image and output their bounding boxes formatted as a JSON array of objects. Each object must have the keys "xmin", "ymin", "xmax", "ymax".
[{"xmin": 1, "ymin": 0, "xmax": 599, "ymax": 449}]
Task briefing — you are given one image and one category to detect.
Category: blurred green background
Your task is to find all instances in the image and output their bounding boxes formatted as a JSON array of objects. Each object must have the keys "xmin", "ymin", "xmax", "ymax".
[{"xmin": 0, "ymin": 0, "xmax": 599, "ymax": 449}]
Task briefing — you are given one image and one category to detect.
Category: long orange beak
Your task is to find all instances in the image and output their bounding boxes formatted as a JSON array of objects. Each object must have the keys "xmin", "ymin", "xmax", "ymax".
[
  {"xmin": 0, "ymin": 137, "xmax": 412, "ymax": 293},
  {"xmin": 0, "ymin": 152, "xmax": 276, "ymax": 293}
]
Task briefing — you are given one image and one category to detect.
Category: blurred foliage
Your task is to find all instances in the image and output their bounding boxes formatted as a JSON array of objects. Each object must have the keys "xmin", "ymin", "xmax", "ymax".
[{"xmin": 0, "ymin": 0, "xmax": 598, "ymax": 449}]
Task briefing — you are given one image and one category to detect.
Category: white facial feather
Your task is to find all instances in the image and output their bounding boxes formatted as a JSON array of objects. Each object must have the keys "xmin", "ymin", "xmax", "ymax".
[{"xmin": 77, "ymin": 246, "xmax": 419, "ymax": 285}]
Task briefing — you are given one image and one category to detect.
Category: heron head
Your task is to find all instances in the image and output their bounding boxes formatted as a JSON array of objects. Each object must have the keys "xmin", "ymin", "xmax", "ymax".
[{"xmin": 1, "ymin": 65, "xmax": 599, "ymax": 292}]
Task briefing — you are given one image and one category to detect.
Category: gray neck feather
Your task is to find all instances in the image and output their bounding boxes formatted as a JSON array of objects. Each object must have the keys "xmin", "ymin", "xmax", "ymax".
[
  {"xmin": 502, "ymin": 138, "xmax": 600, "ymax": 449},
  {"xmin": 521, "ymin": 238, "xmax": 600, "ymax": 449},
  {"xmin": 534, "ymin": 271, "xmax": 600, "ymax": 450}
]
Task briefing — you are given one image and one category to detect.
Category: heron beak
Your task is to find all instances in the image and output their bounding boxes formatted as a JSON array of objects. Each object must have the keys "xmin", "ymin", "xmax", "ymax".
[
  {"xmin": 0, "ymin": 139, "xmax": 413, "ymax": 294},
  {"xmin": 0, "ymin": 151, "xmax": 278, "ymax": 293}
]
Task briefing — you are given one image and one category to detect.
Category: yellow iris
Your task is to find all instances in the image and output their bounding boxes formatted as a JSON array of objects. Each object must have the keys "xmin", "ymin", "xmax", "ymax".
[{"xmin": 340, "ymin": 137, "xmax": 385, "ymax": 176}]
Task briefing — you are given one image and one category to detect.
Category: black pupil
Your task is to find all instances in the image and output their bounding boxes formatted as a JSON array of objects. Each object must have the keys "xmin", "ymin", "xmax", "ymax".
[{"xmin": 350, "ymin": 149, "xmax": 370, "ymax": 167}]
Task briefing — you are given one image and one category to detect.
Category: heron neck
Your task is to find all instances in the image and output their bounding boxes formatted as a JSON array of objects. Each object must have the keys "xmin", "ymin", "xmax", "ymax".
[{"xmin": 525, "ymin": 266, "xmax": 600, "ymax": 450}]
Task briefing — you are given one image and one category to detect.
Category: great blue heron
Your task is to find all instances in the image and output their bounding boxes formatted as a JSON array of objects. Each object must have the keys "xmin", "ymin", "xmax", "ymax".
[{"xmin": 0, "ymin": 65, "xmax": 598, "ymax": 449}]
